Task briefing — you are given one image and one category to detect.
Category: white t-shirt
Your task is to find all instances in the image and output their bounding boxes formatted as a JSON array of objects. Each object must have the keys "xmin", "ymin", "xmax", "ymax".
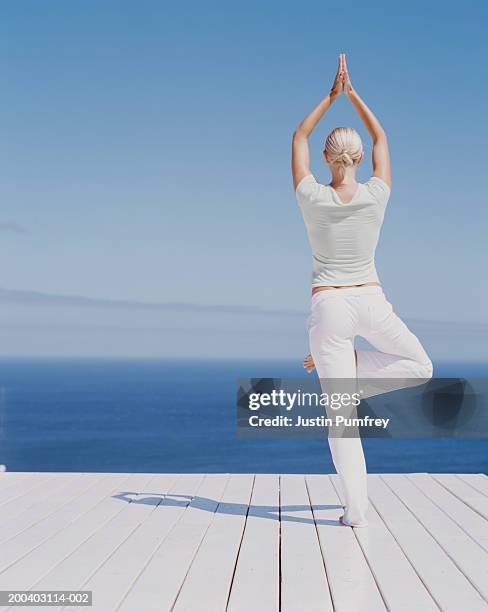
[{"xmin": 296, "ymin": 174, "xmax": 391, "ymax": 287}]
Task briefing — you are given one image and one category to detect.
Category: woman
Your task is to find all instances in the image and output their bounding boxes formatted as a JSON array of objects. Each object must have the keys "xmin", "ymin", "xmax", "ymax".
[{"xmin": 292, "ymin": 54, "xmax": 433, "ymax": 527}]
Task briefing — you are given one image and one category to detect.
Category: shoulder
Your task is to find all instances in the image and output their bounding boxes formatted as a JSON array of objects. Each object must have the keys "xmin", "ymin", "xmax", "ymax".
[
  {"xmin": 295, "ymin": 174, "xmax": 329, "ymax": 206},
  {"xmin": 363, "ymin": 176, "xmax": 391, "ymax": 206}
]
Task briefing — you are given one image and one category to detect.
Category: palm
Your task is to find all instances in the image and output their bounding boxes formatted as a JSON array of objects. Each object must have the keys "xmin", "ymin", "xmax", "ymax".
[
  {"xmin": 330, "ymin": 55, "xmax": 344, "ymax": 98},
  {"xmin": 342, "ymin": 54, "xmax": 354, "ymax": 96}
]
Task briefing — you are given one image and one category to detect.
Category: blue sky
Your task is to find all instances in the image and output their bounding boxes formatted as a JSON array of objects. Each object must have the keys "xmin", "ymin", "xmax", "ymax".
[{"xmin": 0, "ymin": 0, "xmax": 486, "ymax": 328}]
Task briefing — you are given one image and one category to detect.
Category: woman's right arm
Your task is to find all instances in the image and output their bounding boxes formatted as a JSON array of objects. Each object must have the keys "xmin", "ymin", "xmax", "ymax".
[
  {"xmin": 343, "ymin": 56, "xmax": 391, "ymax": 188},
  {"xmin": 291, "ymin": 55, "xmax": 344, "ymax": 191}
]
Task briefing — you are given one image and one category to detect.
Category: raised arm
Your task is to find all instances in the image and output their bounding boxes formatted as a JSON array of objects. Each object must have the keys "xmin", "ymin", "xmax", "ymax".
[
  {"xmin": 291, "ymin": 56, "xmax": 344, "ymax": 190},
  {"xmin": 342, "ymin": 55, "xmax": 391, "ymax": 188}
]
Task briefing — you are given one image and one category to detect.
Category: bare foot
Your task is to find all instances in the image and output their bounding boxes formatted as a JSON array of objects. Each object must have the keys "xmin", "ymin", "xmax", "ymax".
[
  {"xmin": 339, "ymin": 514, "xmax": 368, "ymax": 528},
  {"xmin": 303, "ymin": 354, "xmax": 315, "ymax": 373}
]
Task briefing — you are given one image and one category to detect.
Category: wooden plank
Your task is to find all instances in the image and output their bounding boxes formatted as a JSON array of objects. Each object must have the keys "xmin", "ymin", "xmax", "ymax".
[
  {"xmin": 0, "ymin": 474, "xmax": 55, "ymax": 514},
  {"xmin": 382, "ymin": 474, "xmax": 488, "ymax": 601},
  {"xmin": 172, "ymin": 474, "xmax": 255, "ymax": 612},
  {"xmin": 350, "ymin": 494, "xmax": 439, "ymax": 611},
  {"xmin": 72, "ymin": 474, "xmax": 204, "ymax": 612},
  {"xmin": 18, "ymin": 473, "xmax": 163, "ymax": 610},
  {"xmin": 280, "ymin": 474, "xmax": 333, "ymax": 612},
  {"xmin": 433, "ymin": 474, "xmax": 488, "ymax": 519},
  {"xmin": 408, "ymin": 474, "xmax": 488, "ymax": 553},
  {"xmin": 0, "ymin": 473, "xmax": 137, "ymax": 594},
  {"xmin": 309, "ymin": 475, "xmax": 387, "ymax": 612},
  {"xmin": 368, "ymin": 474, "xmax": 487, "ymax": 612},
  {"xmin": 0, "ymin": 472, "xmax": 485, "ymax": 611},
  {"xmin": 0, "ymin": 473, "xmax": 41, "ymax": 486},
  {"xmin": 458, "ymin": 474, "xmax": 488, "ymax": 497},
  {"xmin": 0, "ymin": 473, "xmax": 42, "ymax": 492},
  {"xmin": 0, "ymin": 474, "xmax": 81, "ymax": 541},
  {"xmin": 117, "ymin": 473, "xmax": 230, "ymax": 612},
  {"xmin": 226, "ymin": 474, "xmax": 280, "ymax": 612},
  {"xmin": 0, "ymin": 474, "xmax": 107, "ymax": 572}
]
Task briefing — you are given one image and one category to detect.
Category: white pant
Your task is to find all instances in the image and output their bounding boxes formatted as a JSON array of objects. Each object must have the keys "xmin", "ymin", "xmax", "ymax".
[{"xmin": 308, "ymin": 285, "xmax": 433, "ymax": 526}]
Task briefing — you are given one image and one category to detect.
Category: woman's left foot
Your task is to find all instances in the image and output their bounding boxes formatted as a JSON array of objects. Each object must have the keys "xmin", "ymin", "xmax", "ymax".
[{"xmin": 303, "ymin": 354, "xmax": 315, "ymax": 373}]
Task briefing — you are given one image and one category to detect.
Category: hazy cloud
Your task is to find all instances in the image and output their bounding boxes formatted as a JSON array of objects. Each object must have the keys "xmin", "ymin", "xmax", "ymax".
[
  {"xmin": 0, "ymin": 288, "xmax": 303, "ymax": 317},
  {"xmin": 0, "ymin": 222, "xmax": 28, "ymax": 235},
  {"xmin": 0, "ymin": 286, "xmax": 486, "ymax": 360}
]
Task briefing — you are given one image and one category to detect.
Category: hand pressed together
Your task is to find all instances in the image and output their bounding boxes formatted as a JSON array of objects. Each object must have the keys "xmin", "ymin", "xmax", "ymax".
[{"xmin": 330, "ymin": 53, "xmax": 354, "ymax": 100}]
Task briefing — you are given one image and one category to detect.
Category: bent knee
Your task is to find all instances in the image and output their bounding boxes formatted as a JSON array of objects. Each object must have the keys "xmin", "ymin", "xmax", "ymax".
[{"xmin": 417, "ymin": 358, "xmax": 433, "ymax": 380}]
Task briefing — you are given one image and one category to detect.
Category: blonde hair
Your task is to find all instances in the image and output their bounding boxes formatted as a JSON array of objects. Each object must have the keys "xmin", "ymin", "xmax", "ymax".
[{"xmin": 324, "ymin": 127, "xmax": 363, "ymax": 179}]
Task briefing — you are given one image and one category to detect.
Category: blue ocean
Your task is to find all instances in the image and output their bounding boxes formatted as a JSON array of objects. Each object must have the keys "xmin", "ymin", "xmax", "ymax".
[{"xmin": 0, "ymin": 359, "xmax": 486, "ymax": 474}]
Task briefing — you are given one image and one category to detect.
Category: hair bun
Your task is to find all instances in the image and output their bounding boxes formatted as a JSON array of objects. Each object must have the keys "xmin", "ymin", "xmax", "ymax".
[
  {"xmin": 335, "ymin": 150, "xmax": 354, "ymax": 166},
  {"xmin": 324, "ymin": 127, "xmax": 363, "ymax": 176}
]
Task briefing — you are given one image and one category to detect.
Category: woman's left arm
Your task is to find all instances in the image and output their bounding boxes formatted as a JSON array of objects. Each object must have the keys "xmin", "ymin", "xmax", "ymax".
[{"xmin": 292, "ymin": 55, "xmax": 344, "ymax": 190}]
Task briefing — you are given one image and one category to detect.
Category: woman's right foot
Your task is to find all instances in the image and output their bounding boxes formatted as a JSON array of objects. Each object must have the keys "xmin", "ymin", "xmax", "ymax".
[{"xmin": 339, "ymin": 514, "xmax": 369, "ymax": 528}]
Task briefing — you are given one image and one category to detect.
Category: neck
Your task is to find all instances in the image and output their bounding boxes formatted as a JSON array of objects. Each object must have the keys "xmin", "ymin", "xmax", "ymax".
[{"xmin": 330, "ymin": 166, "xmax": 357, "ymax": 186}]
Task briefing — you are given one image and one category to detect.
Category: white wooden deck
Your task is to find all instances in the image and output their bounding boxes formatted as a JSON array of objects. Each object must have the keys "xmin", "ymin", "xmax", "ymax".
[{"xmin": 0, "ymin": 472, "xmax": 487, "ymax": 611}]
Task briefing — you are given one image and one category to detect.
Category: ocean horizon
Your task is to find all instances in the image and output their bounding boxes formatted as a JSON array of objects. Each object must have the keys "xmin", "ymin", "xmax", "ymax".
[{"xmin": 0, "ymin": 358, "xmax": 486, "ymax": 474}]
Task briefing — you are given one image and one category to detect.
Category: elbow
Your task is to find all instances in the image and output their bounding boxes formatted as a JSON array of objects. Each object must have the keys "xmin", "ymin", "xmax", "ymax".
[
  {"xmin": 373, "ymin": 128, "xmax": 388, "ymax": 144},
  {"xmin": 422, "ymin": 357, "xmax": 434, "ymax": 380},
  {"xmin": 293, "ymin": 128, "xmax": 307, "ymax": 141}
]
